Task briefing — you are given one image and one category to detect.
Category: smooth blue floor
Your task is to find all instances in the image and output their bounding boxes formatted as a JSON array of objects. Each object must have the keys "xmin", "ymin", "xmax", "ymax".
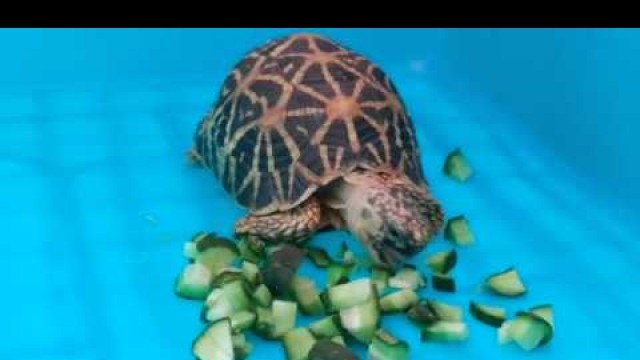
[{"xmin": 2, "ymin": 57, "xmax": 639, "ymax": 360}]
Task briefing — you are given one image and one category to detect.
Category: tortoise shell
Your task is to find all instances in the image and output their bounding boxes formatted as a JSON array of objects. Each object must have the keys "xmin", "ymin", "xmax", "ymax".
[{"xmin": 194, "ymin": 33, "xmax": 427, "ymax": 215}]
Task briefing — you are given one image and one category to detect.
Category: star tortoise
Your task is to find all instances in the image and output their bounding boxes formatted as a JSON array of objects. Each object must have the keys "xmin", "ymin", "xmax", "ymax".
[{"xmin": 190, "ymin": 33, "xmax": 444, "ymax": 267}]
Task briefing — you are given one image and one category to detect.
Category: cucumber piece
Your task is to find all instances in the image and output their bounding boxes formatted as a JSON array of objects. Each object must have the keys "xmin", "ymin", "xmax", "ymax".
[
  {"xmin": 379, "ymin": 289, "xmax": 419, "ymax": 313},
  {"xmin": 232, "ymin": 333, "xmax": 253, "ymax": 360},
  {"xmin": 192, "ymin": 318, "xmax": 234, "ymax": 360},
  {"xmin": 183, "ymin": 241, "xmax": 198, "ymax": 260},
  {"xmin": 272, "ymin": 300, "xmax": 298, "ymax": 338},
  {"xmin": 211, "ymin": 268, "xmax": 244, "ymax": 287},
  {"xmin": 236, "ymin": 237, "xmax": 262, "ymax": 263},
  {"xmin": 175, "ymin": 262, "xmax": 213, "ymax": 300},
  {"xmin": 326, "ymin": 261, "xmax": 354, "ymax": 286},
  {"xmin": 443, "ymin": 148, "xmax": 473, "ymax": 182},
  {"xmin": 407, "ymin": 301, "xmax": 439, "ymax": 326},
  {"xmin": 242, "ymin": 261, "xmax": 260, "ymax": 286},
  {"xmin": 252, "ymin": 283, "xmax": 273, "ymax": 308},
  {"xmin": 370, "ymin": 266, "xmax": 391, "ymax": 293},
  {"xmin": 427, "ymin": 300, "xmax": 463, "ymax": 321},
  {"xmin": 326, "ymin": 278, "xmax": 374, "ymax": 312},
  {"xmin": 500, "ymin": 312, "xmax": 552, "ymax": 351},
  {"xmin": 444, "ymin": 215, "xmax": 475, "ymax": 246},
  {"xmin": 283, "ymin": 328, "xmax": 317, "ymax": 360},
  {"xmin": 191, "ymin": 233, "xmax": 239, "ymax": 275},
  {"xmin": 306, "ymin": 246, "xmax": 332, "ymax": 268},
  {"xmin": 426, "ymin": 249, "xmax": 457, "ymax": 274},
  {"xmin": 291, "ymin": 276, "xmax": 325, "ymax": 315},
  {"xmin": 421, "ymin": 320, "xmax": 469, "ymax": 342},
  {"xmin": 388, "ymin": 265, "xmax": 426, "ymax": 290},
  {"xmin": 368, "ymin": 328, "xmax": 410, "ymax": 360},
  {"xmin": 203, "ymin": 280, "xmax": 251, "ymax": 322},
  {"xmin": 330, "ymin": 335, "xmax": 346, "ymax": 346},
  {"xmin": 432, "ymin": 273, "xmax": 456, "ymax": 292},
  {"xmin": 254, "ymin": 306, "xmax": 276, "ymax": 339},
  {"xmin": 338, "ymin": 241, "xmax": 355, "ymax": 265},
  {"xmin": 309, "ymin": 315, "xmax": 342, "ymax": 338},
  {"xmin": 339, "ymin": 295, "xmax": 380, "ymax": 343},
  {"xmin": 484, "ymin": 267, "xmax": 527, "ymax": 297},
  {"xmin": 529, "ymin": 304, "xmax": 554, "ymax": 331},
  {"xmin": 308, "ymin": 338, "xmax": 358, "ymax": 360},
  {"xmin": 260, "ymin": 245, "xmax": 306, "ymax": 297},
  {"xmin": 469, "ymin": 301, "xmax": 506, "ymax": 327},
  {"xmin": 230, "ymin": 310, "xmax": 257, "ymax": 333}
]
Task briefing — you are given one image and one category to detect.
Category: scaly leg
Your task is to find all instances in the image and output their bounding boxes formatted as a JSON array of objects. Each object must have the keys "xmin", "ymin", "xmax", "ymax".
[
  {"xmin": 186, "ymin": 147, "xmax": 204, "ymax": 167},
  {"xmin": 234, "ymin": 197, "xmax": 323, "ymax": 243}
]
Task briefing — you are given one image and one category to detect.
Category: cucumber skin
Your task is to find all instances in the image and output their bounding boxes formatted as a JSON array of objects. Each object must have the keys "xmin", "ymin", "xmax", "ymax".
[
  {"xmin": 432, "ymin": 274, "xmax": 456, "ymax": 292},
  {"xmin": 469, "ymin": 301, "xmax": 506, "ymax": 327}
]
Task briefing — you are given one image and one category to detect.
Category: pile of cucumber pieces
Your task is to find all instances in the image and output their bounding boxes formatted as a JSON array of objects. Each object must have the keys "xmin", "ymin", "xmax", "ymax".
[{"xmin": 175, "ymin": 148, "xmax": 554, "ymax": 359}]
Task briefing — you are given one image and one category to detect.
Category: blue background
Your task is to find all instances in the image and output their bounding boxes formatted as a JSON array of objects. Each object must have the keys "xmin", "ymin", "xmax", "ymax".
[{"xmin": 1, "ymin": 28, "xmax": 638, "ymax": 359}]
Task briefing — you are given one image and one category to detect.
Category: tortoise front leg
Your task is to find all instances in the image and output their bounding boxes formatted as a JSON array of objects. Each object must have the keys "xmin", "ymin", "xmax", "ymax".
[
  {"xmin": 186, "ymin": 147, "xmax": 204, "ymax": 167},
  {"xmin": 234, "ymin": 197, "xmax": 323, "ymax": 243}
]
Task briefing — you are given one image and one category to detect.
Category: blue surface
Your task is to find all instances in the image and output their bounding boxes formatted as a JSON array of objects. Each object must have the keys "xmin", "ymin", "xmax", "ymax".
[{"xmin": 1, "ymin": 28, "xmax": 639, "ymax": 359}]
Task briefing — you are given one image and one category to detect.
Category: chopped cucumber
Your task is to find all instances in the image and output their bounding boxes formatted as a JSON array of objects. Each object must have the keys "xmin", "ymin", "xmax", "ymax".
[
  {"xmin": 529, "ymin": 304, "xmax": 554, "ymax": 331},
  {"xmin": 330, "ymin": 335, "xmax": 346, "ymax": 346},
  {"xmin": 379, "ymin": 289, "xmax": 419, "ymax": 313},
  {"xmin": 427, "ymin": 300, "xmax": 463, "ymax": 321},
  {"xmin": 232, "ymin": 333, "xmax": 253, "ymax": 360},
  {"xmin": 203, "ymin": 280, "xmax": 251, "ymax": 322},
  {"xmin": 236, "ymin": 237, "xmax": 262, "ymax": 263},
  {"xmin": 432, "ymin": 273, "xmax": 456, "ymax": 292},
  {"xmin": 443, "ymin": 148, "xmax": 473, "ymax": 182},
  {"xmin": 309, "ymin": 315, "xmax": 342, "ymax": 338},
  {"xmin": 371, "ymin": 266, "xmax": 391, "ymax": 293},
  {"xmin": 291, "ymin": 276, "xmax": 325, "ymax": 315},
  {"xmin": 484, "ymin": 267, "xmax": 527, "ymax": 297},
  {"xmin": 175, "ymin": 262, "xmax": 213, "ymax": 300},
  {"xmin": 499, "ymin": 312, "xmax": 552, "ymax": 351},
  {"xmin": 192, "ymin": 318, "xmax": 234, "ymax": 360},
  {"xmin": 272, "ymin": 300, "xmax": 298, "ymax": 338},
  {"xmin": 191, "ymin": 233, "xmax": 239, "ymax": 275},
  {"xmin": 444, "ymin": 215, "xmax": 475, "ymax": 246},
  {"xmin": 326, "ymin": 278, "xmax": 374, "ymax": 312},
  {"xmin": 183, "ymin": 241, "xmax": 198, "ymax": 260},
  {"xmin": 308, "ymin": 338, "xmax": 358, "ymax": 360},
  {"xmin": 252, "ymin": 283, "xmax": 273, "ymax": 308},
  {"xmin": 469, "ymin": 301, "xmax": 506, "ymax": 327},
  {"xmin": 421, "ymin": 320, "xmax": 469, "ymax": 342},
  {"xmin": 254, "ymin": 306, "xmax": 276, "ymax": 339},
  {"xmin": 261, "ymin": 245, "xmax": 305, "ymax": 297},
  {"xmin": 407, "ymin": 301, "xmax": 439, "ymax": 326},
  {"xmin": 326, "ymin": 261, "xmax": 354, "ymax": 286},
  {"xmin": 388, "ymin": 265, "xmax": 426, "ymax": 290},
  {"xmin": 283, "ymin": 327, "xmax": 316, "ymax": 360},
  {"xmin": 339, "ymin": 295, "xmax": 380, "ymax": 344},
  {"xmin": 241, "ymin": 261, "xmax": 260, "ymax": 285},
  {"xmin": 211, "ymin": 268, "xmax": 244, "ymax": 287},
  {"xmin": 368, "ymin": 328, "xmax": 410, "ymax": 360},
  {"xmin": 426, "ymin": 249, "xmax": 457, "ymax": 274},
  {"xmin": 230, "ymin": 310, "xmax": 257, "ymax": 333},
  {"xmin": 306, "ymin": 246, "xmax": 332, "ymax": 268}
]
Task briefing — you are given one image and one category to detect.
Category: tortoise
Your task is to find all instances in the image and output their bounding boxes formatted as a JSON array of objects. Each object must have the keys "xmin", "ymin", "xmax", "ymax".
[{"xmin": 189, "ymin": 33, "xmax": 444, "ymax": 268}]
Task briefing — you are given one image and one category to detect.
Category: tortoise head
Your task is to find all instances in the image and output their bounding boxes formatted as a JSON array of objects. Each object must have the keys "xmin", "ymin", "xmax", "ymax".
[{"xmin": 341, "ymin": 170, "xmax": 444, "ymax": 269}]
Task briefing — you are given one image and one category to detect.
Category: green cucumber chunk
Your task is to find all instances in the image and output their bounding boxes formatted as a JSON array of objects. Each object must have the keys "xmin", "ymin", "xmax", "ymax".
[
  {"xmin": 253, "ymin": 306, "xmax": 276, "ymax": 339},
  {"xmin": 421, "ymin": 321, "xmax": 469, "ymax": 342},
  {"xmin": 339, "ymin": 296, "xmax": 380, "ymax": 344},
  {"xmin": 192, "ymin": 318, "xmax": 234, "ymax": 360},
  {"xmin": 309, "ymin": 315, "xmax": 342, "ymax": 338},
  {"xmin": 326, "ymin": 261, "xmax": 354, "ymax": 286},
  {"xmin": 232, "ymin": 333, "xmax": 253, "ymax": 360},
  {"xmin": 432, "ymin": 273, "xmax": 456, "ymax": 292},
  {"xmin": 230, "ymin": 310, "xmax": 257, "ymax": 333},
  {"xmin": 426, "ymin": 249, "xmax": 457, "ymax": 274},
  {"xmin": 444, "ymin": 215, "xmax": 475, "ymax": 246},
  {"xmin": 371, "ymin": 266, "xmax": 391, "ymax": 293},
  {"xmin": 368, "ymin": 328, "xmax": 410, "ymax": 360},
  {"xmin": 291, "ymin": 276, "xmax": 325, "ymax": 315},
  {"xmin": 407, "ymin": 301, "xmax": 439, "ymax": 326},
  {"xmin": 499, "ymin": 312, "xmax": 553, "ymax": 350},
  {"xmin": 427, "ymin": 300, "xmax": 463, "ymax": 321},
  {"xmin": 379, "ymin": 289, "xmax": 419, "ymax": 313},
  {"xmin": 443, "ymin": 148, "xmax": 473, "ymax": 182},
  {"xmin": 326, "ymin": 278, "xmax": 375, "ymax": 312},
  {"xmin": 175, "ymin": 262, "xmax": 213, "ymax": 300},
  {"xmin": 211, "ymin": 268, "xmax": 244, "ymax": 288},
  {"xmin": 529, "ymin": 304, "xmax": 554, "ymax": 331},
  {"xmin": 252, "ymin": 283, "xmax": 273, "ymax": 308},
  {"xmin": 283, "ymin": 328, "xmax": 316, "ymax": 360},
  {"xmin": 308, "ymin": 338, "xmax": 358, "ymax": 360},
  {"xmin": 272, "ymin": 300, "xmax": 298, "ymax": 338},
  {"xmin": 203, "ymin": 280, "xmax": 251, "ymax": 322},
  {"xmin": 388, "ymin": 265, "xmax": 426, "ymax": 290},
  {"xmin": 469, "ymin": 301, "xmax": 506, "ymax": 327},
  {"xmin": 484, "ymin": 267, "xmax": 527, "ymax": 297},
  {"xmin": 241, "ymin": 261, "xmax": 260, "ymax": 285}
]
